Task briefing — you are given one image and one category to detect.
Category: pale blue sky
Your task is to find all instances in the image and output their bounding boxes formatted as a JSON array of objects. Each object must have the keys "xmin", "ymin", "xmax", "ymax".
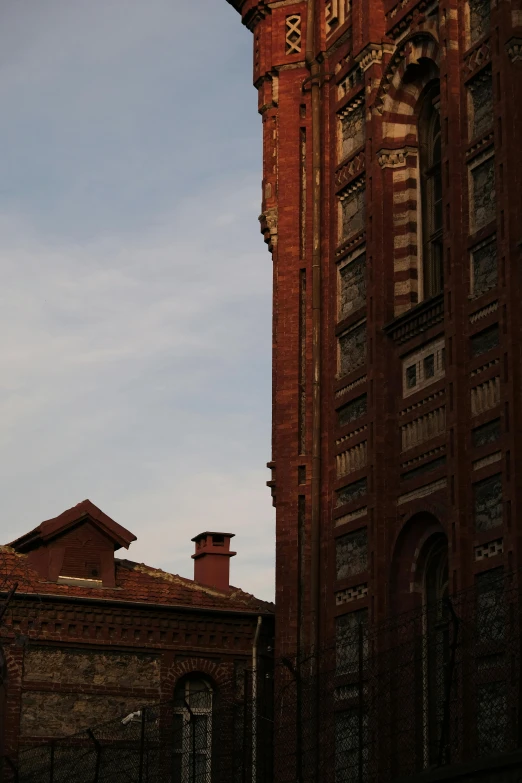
[{"xmin": 0, "ymin": 1, "xmax": 275, "ymax": 600}]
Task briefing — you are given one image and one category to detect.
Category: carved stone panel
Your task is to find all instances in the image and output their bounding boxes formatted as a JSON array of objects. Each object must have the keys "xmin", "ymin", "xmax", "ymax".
[
  {"xmin": 470, "ymin": 154, "xmax": 496, "ymax": 233},
  {"xmin": 335, "ymin": 609, "xmax": 368, "ymax": 676},
  {"xmin": 470, "ymin": 324, "xmax": 499, "ymax": 358},
  {"xmin": 469, "ymin": 0, "xmax": 491, "ymax": 46},
  {"xmin": 338, "ymin": 251, "xmax": 366, "ymax": 320},
  {"xmin": 473, "ymin": 473, "xmax": 503, "ymax": 531},
  {"xmin": 336, "ymin": 529, "xmax": 368, "ymax": 580},
  {"xmin": 340, "ymin": 184, "xmax": 365, "ymax": 242},
  {"xmin": 338, "ymin": 394, "xmax": 367, "ymax": 428},
  {"xmin": 336, "ymin": 477, "xmax": 367, "ymax": 508},
  {"xmin": 468, "ymin": 68, "xmax": 493, "ymax": 140},
  {"xmin": 339, "ymin": 103, "xmax": 365, "ymax": 162},
  {"xmin": 471, "ymin": 236, "xmax": 497, "ymax": 297},
  {"xmin": 472, "ymin": 418, "xmax": 501, "ymax": 448},
  {"xmin": 339, "ymin": 322, "xmax": 367, "ymax": 377}
]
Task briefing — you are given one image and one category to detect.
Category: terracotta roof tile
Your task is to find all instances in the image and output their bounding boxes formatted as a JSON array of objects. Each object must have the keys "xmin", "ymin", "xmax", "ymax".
[{"xmin": 0, "ymin": 546, "xmax": 273, "ymax": 614}]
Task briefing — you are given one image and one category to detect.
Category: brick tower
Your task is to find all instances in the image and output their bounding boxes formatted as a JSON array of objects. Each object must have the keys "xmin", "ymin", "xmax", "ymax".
[{"xmin": 225, "ymin": 0, "xmax": 522, "ymax": 776}]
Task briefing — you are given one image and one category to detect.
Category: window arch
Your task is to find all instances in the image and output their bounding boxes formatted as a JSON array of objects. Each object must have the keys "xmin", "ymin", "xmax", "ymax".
[
  {"xmin": 419, "ymin": 83, "xmax": 443, "ymax": 299},
  {"xmin": 421, "ymin": 534, "xmax": 449, "ymax": 767},
  {"xmin": 173, "ymin": 677, "xmax": 213, "ymax": 783}
]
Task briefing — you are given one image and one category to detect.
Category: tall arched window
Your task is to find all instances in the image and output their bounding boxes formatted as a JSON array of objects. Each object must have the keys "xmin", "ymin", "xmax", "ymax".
[
  {"xmin": 173, "ymin": 677, "xmax": 213, "ymax": 783},
  {"xmin": 422, "ymin": 535, "xmax": 449, "ymax": 767},
  {"xmin": 419, "ymin": 84, "xmax": 443, "ymax": 299}
]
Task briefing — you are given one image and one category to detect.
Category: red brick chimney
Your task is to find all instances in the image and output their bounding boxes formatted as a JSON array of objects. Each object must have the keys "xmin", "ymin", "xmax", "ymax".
[{"xmin": 191, "ymin": 532, "xmax": 236, "ymax": 591}]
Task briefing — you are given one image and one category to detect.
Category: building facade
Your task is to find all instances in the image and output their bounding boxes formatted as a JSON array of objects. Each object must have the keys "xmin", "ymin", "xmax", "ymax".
[
  {"xmin": 226, "ymin": 0, "xmax": 522, "ymax": 779},
  {"xmin": 0, "ymin": 500, "xmax": 273, "ymax": 781}
]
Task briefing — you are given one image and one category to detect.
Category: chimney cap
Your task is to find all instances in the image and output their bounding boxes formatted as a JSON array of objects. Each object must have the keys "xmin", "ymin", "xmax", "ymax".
[{"xmin": 191, "ymin": 531, "xmax": 235, "ymax": 542}]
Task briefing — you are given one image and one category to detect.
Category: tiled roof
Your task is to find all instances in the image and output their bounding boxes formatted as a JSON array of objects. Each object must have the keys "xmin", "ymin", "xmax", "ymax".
[
  {"xmin": 9, "ymin": 499, "xmax": 136, "ymax": 552},
  {"xmin": 0, "ymin": 546, "xmax": 274, "ymax": 615}
]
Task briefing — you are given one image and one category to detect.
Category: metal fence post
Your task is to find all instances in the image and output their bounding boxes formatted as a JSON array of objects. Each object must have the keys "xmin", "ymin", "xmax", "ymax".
[
  {"xmin": 358, "ymin": 622, "xmax": 364, "ymax": 783},
  {"xmin": 138, "ymin": 708, "xmax": 146, "ymax": 783},
  {"xmin": 49, "ymin": 741, "xmax": 55, "ymax": 783},
  {"xmin": 87, "ymin": 729, "xmax": 101, "ymax": 783}
]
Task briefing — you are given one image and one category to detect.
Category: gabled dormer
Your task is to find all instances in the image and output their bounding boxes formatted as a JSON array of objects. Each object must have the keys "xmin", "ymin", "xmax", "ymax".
[{"xmin": 9, "ymin": 500, "xmax": 136, "ymax": 588}]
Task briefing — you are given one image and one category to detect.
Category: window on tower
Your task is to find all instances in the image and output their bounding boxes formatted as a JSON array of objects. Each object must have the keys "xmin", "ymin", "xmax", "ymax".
[{"xmin": 419, "ymin": 83, "xmax": 443, "ymax": 299}]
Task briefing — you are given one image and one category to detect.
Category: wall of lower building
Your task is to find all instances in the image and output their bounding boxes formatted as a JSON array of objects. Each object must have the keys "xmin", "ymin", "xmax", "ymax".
[{"xmin": 0, "ymin": 597, "xmax": 273, "ymax": 756}]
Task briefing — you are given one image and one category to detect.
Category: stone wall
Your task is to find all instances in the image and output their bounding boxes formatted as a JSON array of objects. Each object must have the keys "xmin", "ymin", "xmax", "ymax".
[
  {"xmin": 20, "ymin": 692, "xmax": 145, "ymax": 738},
  {"xmin": 24, "ymin": 647, "xmax": 160, "ymax": 689}
]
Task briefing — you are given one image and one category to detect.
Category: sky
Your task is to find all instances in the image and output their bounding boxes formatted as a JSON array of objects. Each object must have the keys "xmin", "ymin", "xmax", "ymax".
[{"xmin": 0, "ymin": 0, "xmax": 275, "ymax": 600}]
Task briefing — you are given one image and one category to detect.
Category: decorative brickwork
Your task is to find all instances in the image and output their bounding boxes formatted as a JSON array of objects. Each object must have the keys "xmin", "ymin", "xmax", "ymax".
[{"xmin": 285, "ymin": 15, "xmax": 301, "ymax": 55}]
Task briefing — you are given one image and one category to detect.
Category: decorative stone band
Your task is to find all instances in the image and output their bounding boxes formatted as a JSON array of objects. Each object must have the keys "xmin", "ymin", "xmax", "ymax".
[
  {"xmin": 401, "ymin": 406, "xmax": 446, "ymax": 452},
  {"xmin": 335, "ymin": 152, "xmax": 365, "ymax": 190},
  {"xmin": 378, "ymin": 146, "xmax": 418, "ymax": 169},
  {"xmin": 336, "ymin": 424, "xmax": 368, "ymax": 448},
  {"xmin": 470, "ymin": 357, "xmax": 500, "ymax": 379},
  {"xmin": 471, "ymin": 376, "xmax": 500, "ymax": 417},
  {"xmin": 506, "ymin": 38, "xmax": 522, "ymax": 63},
  {"xmin": 474, "ymin": 538, "xmax": 504, "ymax": 561},
  {"xmin": 335, "ymin": 374, "xmax": 367, "ymax": 399},
  {"xmin": 336, "ymin": 441, "xmax": 368, "ymax": 478},
  {"xmin": 473, "ymin": 451, "xmax": 502, "ymax": 472},
  {"xmin": 355, "ymin": 42, "xmax": 390, "ymax": 73},
  {"xmin": 470, "ymin": 300, "xmax": 498, "ymax": 324},
  {"xmin": 335, "ymin": 582, "xmax": 368, "ymax": 606},
  {"xmin": 337, "ymin": 65, "xmax": 364, "ymax": 101},
  {"xmin": 334, "ymin": 507, "xmax": 367, "ymax": 527},
  {"xmin": 397, "ymin": 478, "xmax": 447, "ymax": 506}
]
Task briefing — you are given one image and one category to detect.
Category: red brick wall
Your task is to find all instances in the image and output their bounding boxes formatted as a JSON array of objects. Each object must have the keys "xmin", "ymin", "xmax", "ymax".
[{"xmin": 231, "ymin": 0, "xmax": 522, "ymax": 659}]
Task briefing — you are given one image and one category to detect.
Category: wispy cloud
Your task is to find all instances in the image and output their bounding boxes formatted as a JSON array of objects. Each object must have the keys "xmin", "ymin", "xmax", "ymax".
[{"xmin": 0, "ymin": 1, "xmax": 275, "ymax": 599}]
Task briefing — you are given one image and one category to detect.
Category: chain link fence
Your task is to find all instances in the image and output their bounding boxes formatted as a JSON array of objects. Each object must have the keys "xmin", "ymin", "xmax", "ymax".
[{"xmin": 2, "ymin": 569, "xmax": 522, "ymax": 782}]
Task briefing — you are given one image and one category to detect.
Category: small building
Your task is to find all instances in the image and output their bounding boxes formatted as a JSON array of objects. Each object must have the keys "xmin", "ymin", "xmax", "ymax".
[{"xmin": 0, "ymin": 500, "xmax": 274, "ymax": 781}]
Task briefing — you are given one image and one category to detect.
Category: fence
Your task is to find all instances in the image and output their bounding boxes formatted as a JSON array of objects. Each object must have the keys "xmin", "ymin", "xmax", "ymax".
[{"xmin": 2, "ymin": 569, "xmax": 522, "ymax": 782}]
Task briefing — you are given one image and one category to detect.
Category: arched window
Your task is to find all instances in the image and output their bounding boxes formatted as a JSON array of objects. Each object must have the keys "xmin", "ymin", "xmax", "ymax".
[
  {"xmin": 173, "ymin": 677, "xmax": 213, "ymax": 783},
  {"xmin": 422, "ymin": 535, "xmax": 449, "ymax": 767},
  {"xmin": 419, "ymin": 83, "xmax": 443, "ymax": 299}
]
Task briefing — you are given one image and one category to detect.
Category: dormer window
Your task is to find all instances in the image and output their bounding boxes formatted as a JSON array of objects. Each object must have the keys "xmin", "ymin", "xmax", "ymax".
[{"xmin": 8, "ymin": 499, "xmax": 136, "ymax": 589}]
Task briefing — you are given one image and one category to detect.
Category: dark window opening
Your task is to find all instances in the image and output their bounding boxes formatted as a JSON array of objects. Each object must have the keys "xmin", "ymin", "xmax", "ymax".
[{"xmin": 419, "ymin": 84, "xmax": 444, "ymax": 299}]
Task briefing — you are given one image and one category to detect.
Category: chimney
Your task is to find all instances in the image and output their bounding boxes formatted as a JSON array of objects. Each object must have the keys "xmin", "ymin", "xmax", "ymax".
[{"xmin": 191, "ymin": 532, "xmax": 236, "ymax": 591}]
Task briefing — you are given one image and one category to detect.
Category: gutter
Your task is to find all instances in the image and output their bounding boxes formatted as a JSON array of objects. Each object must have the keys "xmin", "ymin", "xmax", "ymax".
[
  {"xmin": 251, "ymin": 615, "xmax": 263, "ymax": 783},
  {"xmin": 0, "ymin": 590, "xmax": 274, "ymax": 618}
]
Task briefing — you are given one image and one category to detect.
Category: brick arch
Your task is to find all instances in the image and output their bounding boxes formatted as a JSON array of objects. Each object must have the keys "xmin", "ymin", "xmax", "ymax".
[
  {"xmin": 376, "ymin": 34, "xmax": 440, "ymax": 315},
  {"xmin": 389, "ymin": 509, "xmax": 447, "ymax": 614},
  {"xmin": 161, "ymin": 657, "xmax": 235, "ymax": 703}
]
